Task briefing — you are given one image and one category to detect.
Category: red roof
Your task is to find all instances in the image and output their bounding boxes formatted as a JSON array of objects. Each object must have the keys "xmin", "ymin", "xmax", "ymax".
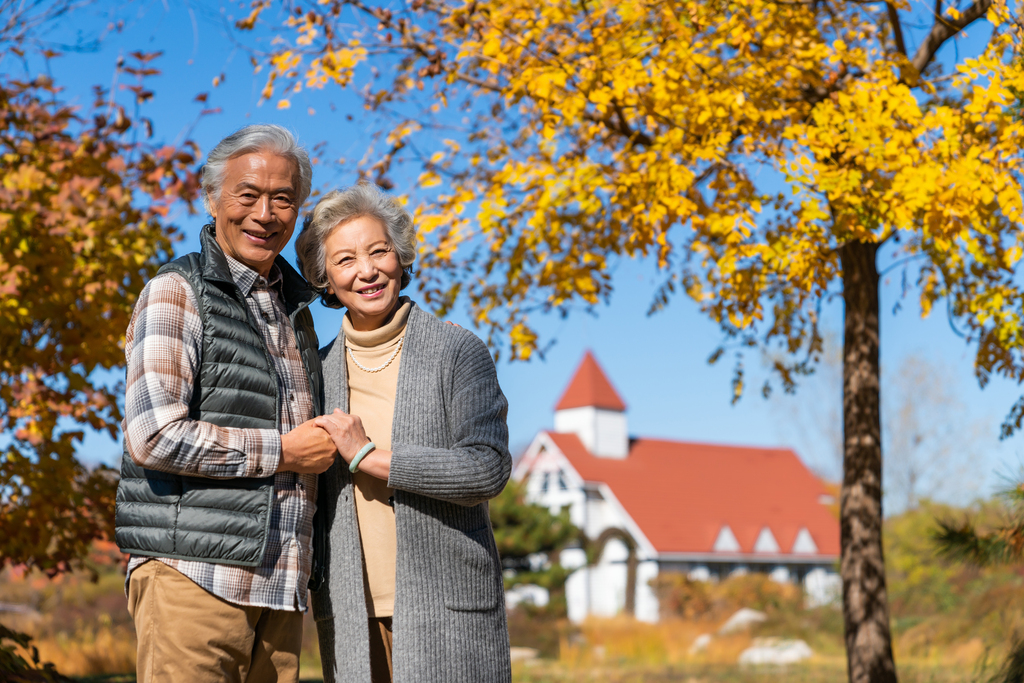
[
  {"xmin": 545, "ymin": 432, "xmax": 839, "ymax": 557},
  {"xmin": 555, "ymin": 351, "xmax": 627, "ymax": 411}
]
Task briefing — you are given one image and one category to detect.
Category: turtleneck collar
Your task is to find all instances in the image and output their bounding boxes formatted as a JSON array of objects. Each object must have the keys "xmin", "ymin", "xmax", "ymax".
[{"xmin": 343, "ymin": 297, "xmax": 412, "ymax": 349}]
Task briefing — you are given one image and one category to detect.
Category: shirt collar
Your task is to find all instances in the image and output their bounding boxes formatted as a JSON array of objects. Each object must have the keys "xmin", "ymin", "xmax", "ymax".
[{"xmin": 225, "ymin": 254, "xmax": 284, "ymax": 298}]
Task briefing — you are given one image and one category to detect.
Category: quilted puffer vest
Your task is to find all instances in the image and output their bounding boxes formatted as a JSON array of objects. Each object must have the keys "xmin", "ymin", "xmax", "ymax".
[{"xmin": 114, "ymin": 225, "xmax": 323, "ymax": 568}]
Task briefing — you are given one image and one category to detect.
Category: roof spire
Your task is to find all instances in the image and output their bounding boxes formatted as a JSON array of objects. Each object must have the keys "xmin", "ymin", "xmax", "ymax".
[
  {"xmin": 555, "ymin": 351, "xmax": 629, "ymax": 458},
  {"xmin": 555, "ymin": 350, "xmax": 627, "ymax": 412}
]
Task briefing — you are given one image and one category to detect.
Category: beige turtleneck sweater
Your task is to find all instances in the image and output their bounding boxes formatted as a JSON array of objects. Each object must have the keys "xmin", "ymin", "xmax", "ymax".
[{"xmin": 342, "ymin": 298, "xmax": 411, "ymax": 618}]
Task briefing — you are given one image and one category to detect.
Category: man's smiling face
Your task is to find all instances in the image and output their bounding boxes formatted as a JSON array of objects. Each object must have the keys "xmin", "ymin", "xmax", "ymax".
[{"xmin": 210, "ymin": 150, "xmax": 299, "ymax": 278}]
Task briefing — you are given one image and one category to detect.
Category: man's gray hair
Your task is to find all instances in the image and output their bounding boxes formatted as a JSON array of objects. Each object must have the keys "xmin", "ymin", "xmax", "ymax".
[
  {"xmin": 296, "ymin": 182, "xmax": 417, "ymax": 308},
  {"xmin": 201, "ymin": 124, "xmax": 313, "ymax": 214}
]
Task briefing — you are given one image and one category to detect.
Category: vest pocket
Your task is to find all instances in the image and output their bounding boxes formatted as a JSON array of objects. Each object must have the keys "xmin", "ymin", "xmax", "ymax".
[{"xmin": 441, "ymin": 525, "xmax": 502, "ymax": 612}]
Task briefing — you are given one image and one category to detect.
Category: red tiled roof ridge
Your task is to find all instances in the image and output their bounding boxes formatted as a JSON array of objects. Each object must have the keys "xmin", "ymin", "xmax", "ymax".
[
  {"xmin": 554, "ymin": 350, "xmax": 627, "ymax": 411},
  {"xmin": 539, "ymin": 431, "xmax": 840, "ymax": 557}
]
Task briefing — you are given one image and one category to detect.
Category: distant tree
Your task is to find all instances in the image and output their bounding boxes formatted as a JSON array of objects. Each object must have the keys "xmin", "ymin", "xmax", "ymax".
[
  {"xmin": 241, "ymin": 1, "xmax": 1024, "ymax": 680},
  {"xmin": 770, "ymin": 347, "xmax": 987, "ymax": 514},
  {"xmin": 0, "ymin": 2, "xmax": 201, "ymax": 576},
  {"xmin": 489, "ymin": 478, "xmax": 579, "ymax": 616}
]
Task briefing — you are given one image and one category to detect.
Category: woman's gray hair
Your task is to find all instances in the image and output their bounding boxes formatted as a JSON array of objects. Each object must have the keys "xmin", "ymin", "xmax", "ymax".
[
  {"xmin": 201, "ymin": 124, "xmax": 313, "ymax": 214},
  {"xmin": 295, "ymin": 182, "xmax": 417, "ymax": 307}
]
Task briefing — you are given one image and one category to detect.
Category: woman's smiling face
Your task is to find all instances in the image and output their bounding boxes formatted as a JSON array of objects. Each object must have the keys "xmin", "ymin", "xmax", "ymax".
[{"xmin": 324, "ymin": 215, "xmax": 404, "ymax": 331}]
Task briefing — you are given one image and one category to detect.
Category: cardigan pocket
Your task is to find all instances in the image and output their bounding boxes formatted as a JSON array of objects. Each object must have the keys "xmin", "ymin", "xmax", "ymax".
[{"xmin": 441, "ymin": 525, "xmax": 502, "ymax": 612}]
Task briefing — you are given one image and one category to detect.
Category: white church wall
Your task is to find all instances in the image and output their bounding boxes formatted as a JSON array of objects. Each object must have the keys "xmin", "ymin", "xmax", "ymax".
[
  {"xmin": 634, "ymin": 560, "xmax": 660, "ymax": 623},
  {"xmin": 553, "ymin": 406, "xmax": 628, "ymax": 458}
]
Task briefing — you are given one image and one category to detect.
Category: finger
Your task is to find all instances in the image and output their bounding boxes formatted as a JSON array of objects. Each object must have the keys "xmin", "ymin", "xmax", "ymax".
[
  {"xmin": 314, "ymin": 417, "xmax": 340, "ymax": 435},
  {"xmin": 321, "ymin": 413, "xmax": 346, "ymax": 428}
]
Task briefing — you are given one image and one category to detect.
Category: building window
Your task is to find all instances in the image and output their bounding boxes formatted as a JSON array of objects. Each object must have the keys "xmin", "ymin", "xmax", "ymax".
[
  {"xmin": 557, "ymin": 470, "xmax": 569, "ymax": 491},
  {"xmin": 539, "ymin": 472, "xmax": 550, "ymax": 493}
]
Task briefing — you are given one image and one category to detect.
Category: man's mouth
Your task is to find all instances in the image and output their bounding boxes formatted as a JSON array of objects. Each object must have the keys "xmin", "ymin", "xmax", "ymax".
[{"xmin": 243, "ymin": 229, "xmax": 276, "ymax": 243}]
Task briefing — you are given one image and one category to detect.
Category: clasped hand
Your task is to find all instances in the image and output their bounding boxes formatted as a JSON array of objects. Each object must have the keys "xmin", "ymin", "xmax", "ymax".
[
  {"xmin": 279, "ymin": 419, "xmax": 338, "ymax": 474},
  {"xmin": 314, "ymin": 409, "xmax": 371, "ymax": 465}
]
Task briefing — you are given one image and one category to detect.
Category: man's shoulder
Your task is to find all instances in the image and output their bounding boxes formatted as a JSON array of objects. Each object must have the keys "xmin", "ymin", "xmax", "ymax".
[
  {"xmin": 157, "ymin": 251, "xmax": 204, "ymax": 280},
  {"xmin": 136, "ymin": 270, "xmax": 200, "ymax": 320}
]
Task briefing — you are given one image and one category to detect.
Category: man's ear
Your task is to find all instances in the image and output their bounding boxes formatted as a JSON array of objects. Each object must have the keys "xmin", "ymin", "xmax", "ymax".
[{"xmin": 207, "ymin": 193, "xmax": 217, "ymax": 219}]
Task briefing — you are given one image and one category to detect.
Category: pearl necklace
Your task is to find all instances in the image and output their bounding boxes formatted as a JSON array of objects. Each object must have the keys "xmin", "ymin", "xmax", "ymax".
[{"xmin": 347, "ymin": 337, "xmax": 404, "ymax": 373}]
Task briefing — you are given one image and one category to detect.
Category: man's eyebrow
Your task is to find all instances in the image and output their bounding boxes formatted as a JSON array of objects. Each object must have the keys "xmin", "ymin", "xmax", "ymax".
[{"xmin": 234, "ymin": 181, "xmax": 296, "ymax": 195}]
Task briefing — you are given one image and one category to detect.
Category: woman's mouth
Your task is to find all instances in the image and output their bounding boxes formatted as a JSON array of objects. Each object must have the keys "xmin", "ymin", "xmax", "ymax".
[{"xmin": 358, "ymin": 284, "xmax": 387, "ymax": 298}]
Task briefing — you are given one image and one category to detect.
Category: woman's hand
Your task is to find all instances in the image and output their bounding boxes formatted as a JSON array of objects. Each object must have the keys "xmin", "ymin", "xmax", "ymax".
[
  {"xmin": 315, "ymin": 409, "xmax": 392, "ymax": 480},
  {"xmin": 315, "ymin": 409, "xmax": 369, "ymax": 461}
]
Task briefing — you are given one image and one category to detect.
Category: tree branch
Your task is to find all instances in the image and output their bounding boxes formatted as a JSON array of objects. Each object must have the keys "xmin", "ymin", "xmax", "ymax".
[
  {"xmin": 887, "ymin": 2, "xmax": 908, "ymax": 55},
  {"xmin": 911, "ymin": 0, "xmax": 993, "ymax": 74}
]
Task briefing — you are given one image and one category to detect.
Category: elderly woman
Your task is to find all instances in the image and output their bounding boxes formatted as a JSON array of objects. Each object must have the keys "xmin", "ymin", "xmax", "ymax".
[{"xmin": 295, "ymin": 183, "xmax": 512, "ymax": 683}]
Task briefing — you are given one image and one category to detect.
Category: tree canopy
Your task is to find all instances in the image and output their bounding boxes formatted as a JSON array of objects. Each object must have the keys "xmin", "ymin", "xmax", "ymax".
[
  {"xmin": 245, "ymin": 0, "xmax": 1024, "ymax": 377},
  {"xmin": 0, "ymin": 24, "xmax": 200, "ymax": 573}
]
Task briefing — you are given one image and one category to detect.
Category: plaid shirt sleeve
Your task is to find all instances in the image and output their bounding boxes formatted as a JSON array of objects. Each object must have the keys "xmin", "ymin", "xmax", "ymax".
[{"xmin": 122, "ymin": 272, "xmax": 282, "ymax": 479}]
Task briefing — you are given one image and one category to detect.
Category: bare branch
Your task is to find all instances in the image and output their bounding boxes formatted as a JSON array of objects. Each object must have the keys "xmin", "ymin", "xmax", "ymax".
[{"xmin": 911, "ymin": 0, "xmax": 993, "ymax": 74}]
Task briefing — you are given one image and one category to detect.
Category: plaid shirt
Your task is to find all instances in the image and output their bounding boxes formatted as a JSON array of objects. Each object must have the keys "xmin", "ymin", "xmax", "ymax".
[{"xmin": 123, "ymin": 255, "xmax": 318, "ymax": 612}]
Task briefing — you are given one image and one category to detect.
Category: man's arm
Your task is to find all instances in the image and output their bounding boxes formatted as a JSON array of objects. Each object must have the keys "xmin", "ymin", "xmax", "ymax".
[{"xmin": 122, "ymin": 273, "xmax": 284, "ymax": 478}]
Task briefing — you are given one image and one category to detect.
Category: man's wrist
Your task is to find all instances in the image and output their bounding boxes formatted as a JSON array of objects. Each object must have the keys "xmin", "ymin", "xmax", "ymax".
[{"xmin": 243, "ymin": 429, "xmax": 282, "ymax": 477}]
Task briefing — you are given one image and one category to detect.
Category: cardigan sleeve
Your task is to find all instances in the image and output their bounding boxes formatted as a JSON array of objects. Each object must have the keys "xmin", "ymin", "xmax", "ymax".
[{"xmin": 387, "ymin": 332, "xmax": 512, "ymax": 507}]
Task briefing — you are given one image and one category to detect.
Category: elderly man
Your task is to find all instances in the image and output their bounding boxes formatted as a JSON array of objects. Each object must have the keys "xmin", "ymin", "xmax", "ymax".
[{"xmin": 115, "ymin": 124, "xmax": 336, "ymax": 682}]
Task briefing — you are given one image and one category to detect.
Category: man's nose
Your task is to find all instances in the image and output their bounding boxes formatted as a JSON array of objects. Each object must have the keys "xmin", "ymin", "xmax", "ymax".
[{"xmin": 253, "ymin": 195, "xmax": 272, "ymax": 223}]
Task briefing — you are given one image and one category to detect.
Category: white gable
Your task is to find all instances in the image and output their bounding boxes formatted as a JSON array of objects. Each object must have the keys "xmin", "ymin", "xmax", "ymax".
[
  {"xmin": 792, "ymin": 527, "xmax": 819, "ymax": 554},
  {"xmin": 753, "ymin": 527, "xmax": 780, "ymax": 554},
  {"xmin": 712, "ymin": 525, "xmax": 741, "ymax": 553}
]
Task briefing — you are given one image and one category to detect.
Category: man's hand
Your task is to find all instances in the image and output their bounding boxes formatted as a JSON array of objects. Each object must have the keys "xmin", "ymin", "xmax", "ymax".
[{"xmin": 279, "ymin": 420, "xmax": 338, "ymax": 474}]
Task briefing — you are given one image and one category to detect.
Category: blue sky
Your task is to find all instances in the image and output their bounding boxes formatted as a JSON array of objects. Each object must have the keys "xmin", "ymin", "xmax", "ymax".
[{"xmin": 13, "ymin": 0, "xmax": 1024, "ymax": 509}]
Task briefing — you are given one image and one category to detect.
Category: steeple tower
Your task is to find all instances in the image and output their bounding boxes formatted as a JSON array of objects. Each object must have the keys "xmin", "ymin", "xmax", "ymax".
[{"xmin": 554, "ymin": 351, "xmax": 629, "ymax": 458}]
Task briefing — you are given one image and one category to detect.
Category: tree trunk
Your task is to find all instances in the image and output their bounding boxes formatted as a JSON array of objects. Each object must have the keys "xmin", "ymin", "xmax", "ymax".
[{"xmin": 839, "ymin": 240, "xmax": 898, "ymax": 683}]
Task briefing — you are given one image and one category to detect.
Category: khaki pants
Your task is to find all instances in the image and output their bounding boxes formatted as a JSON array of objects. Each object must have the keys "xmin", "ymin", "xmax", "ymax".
[{"xmin": 128, "ymin": 560, "xmax": 303, "ymax": 683}]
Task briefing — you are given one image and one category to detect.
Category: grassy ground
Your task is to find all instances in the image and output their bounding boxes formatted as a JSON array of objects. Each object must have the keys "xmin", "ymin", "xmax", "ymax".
[{"xmin": 3, "ymin": 502, "xmax": 1021, "ymax": 681}]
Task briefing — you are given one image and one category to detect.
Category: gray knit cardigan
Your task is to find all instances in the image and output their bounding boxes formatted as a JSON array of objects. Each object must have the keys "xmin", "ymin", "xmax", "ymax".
[{"xmin": 312, "ymin": 303, "xmax": 513, "ymax": 683}]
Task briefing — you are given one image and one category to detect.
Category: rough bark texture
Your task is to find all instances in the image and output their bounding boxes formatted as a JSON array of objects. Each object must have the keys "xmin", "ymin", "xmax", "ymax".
[{"xmin": 840, "ymin": 241, "xmax": 898, "ymax": 683}]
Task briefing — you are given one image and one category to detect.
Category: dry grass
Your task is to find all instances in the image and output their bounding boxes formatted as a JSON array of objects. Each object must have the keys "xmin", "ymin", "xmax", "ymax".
[
  {"xmin": 5, "ymin": 499, "xmax": 1023, "ymax": 682},
  {"xmin": 0, "ymin": 543, "xmax": 324, "ymax": 679}
]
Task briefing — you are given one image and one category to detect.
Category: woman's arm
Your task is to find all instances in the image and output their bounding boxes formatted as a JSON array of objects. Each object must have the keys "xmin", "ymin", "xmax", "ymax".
[{"xmin": 388, "ymin": 333, "xmax": 511, "ymax": 507}]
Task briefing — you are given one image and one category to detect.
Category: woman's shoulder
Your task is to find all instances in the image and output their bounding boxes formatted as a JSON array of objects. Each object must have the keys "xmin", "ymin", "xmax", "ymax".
[{"xmin": 407, "ymin": 303, "xmax": 491, "ymax": 358}]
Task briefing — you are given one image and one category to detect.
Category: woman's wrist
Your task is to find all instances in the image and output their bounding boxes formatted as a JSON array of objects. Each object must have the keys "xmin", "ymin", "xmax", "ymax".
[
  {"xmin": 348, "ymin": 439, "xmax": 376, "ymax": 473},
  {"xmin": 353, "ymin": 447, "xmax": 393, "ymax": 481}
]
